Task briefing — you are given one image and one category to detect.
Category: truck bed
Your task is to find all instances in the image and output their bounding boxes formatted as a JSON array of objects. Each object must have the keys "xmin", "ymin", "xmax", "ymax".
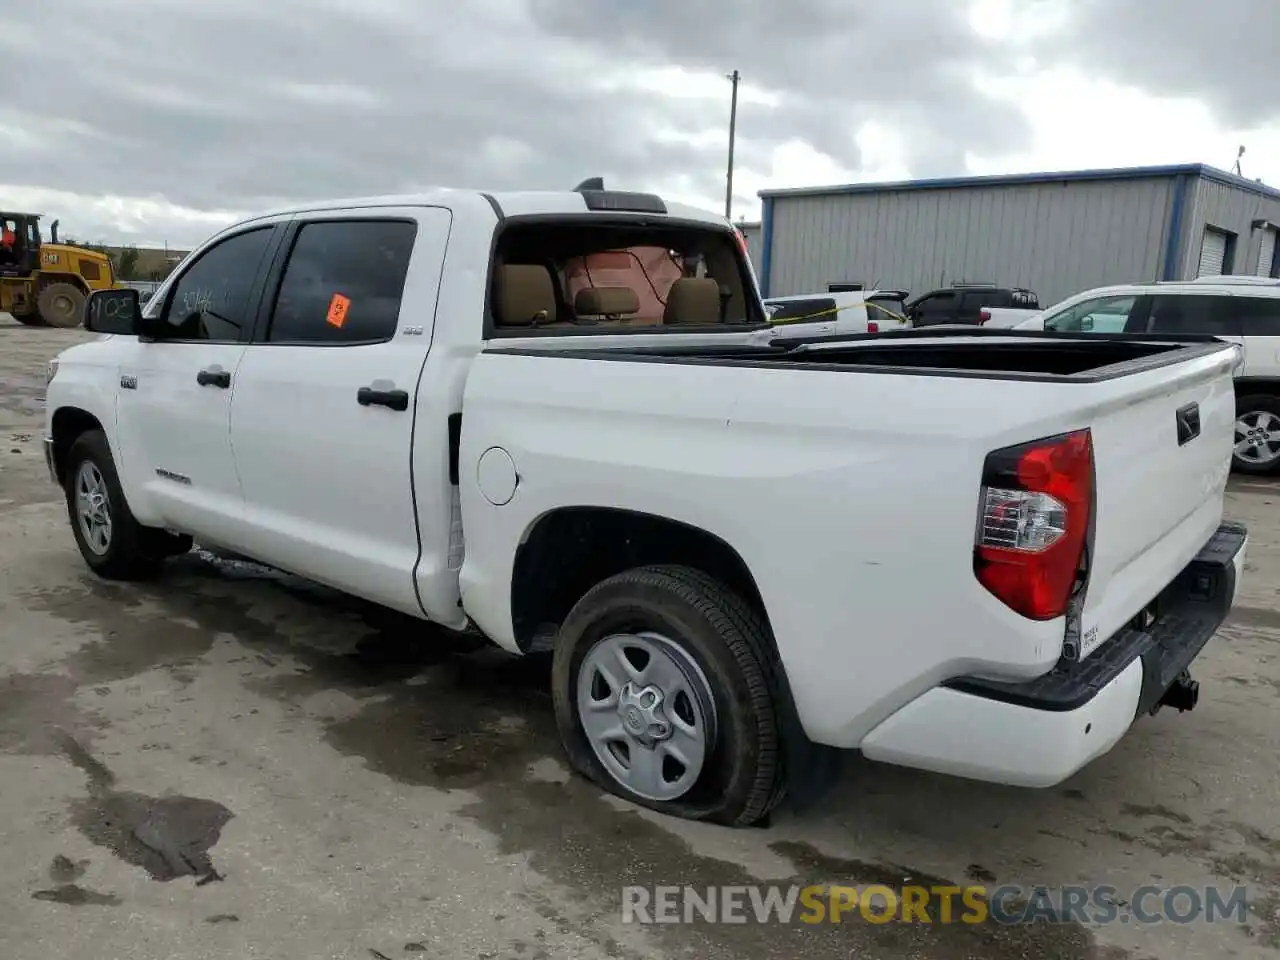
[{"xmin": 494, "ymin": 328, "xmax": 1233, "ymax": 382}]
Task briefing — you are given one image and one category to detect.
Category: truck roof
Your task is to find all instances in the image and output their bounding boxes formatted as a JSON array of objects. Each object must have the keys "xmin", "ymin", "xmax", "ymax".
[{"xmin": 240, "ymin": 189, "xmax": 730, "ymax": 230}]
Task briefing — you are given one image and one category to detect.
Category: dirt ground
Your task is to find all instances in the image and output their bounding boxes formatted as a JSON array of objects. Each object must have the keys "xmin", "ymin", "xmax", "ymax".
[{"xmin": 1, "ymin": 313, "xmax": 1278, "ymax": 960}]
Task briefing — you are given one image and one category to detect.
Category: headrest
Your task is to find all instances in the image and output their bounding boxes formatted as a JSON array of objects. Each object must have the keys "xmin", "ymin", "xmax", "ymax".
[
  {"xmin": 496, "ymin": 264, "xmax": 557, "ymax": 327},
  {"xmin": 574, "ymin": 286, "xmax": 641, "ymax": 317},
  {"xmin": 663, "ymin": 278, "xmax": 723, "ymax": 325}
]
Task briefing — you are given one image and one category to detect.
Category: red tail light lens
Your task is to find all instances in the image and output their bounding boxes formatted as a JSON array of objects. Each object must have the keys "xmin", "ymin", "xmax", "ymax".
[
  {"xmin": 978, "ymin": 309, "xmax": 991, "ymax": 324},
  {"xmin": 973, "ymin": 429, "xmax": 1093, "ymax": 620},
  {"xmin": 867, "ymin": 319, "xmax": 879, "ymax": 333}
]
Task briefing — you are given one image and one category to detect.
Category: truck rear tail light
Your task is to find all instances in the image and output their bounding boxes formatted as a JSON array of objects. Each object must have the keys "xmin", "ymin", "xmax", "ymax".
[
  {"xmin": 973, "ymin": 429, "xmax": 1093, "ymax": 620},
  {"xmin": 866, "ymin": 319, "xmax": 879, "ymax": 333},
  {"xmin": 978, "ymin": 309, "xmax": 991, "ymax": 324}
]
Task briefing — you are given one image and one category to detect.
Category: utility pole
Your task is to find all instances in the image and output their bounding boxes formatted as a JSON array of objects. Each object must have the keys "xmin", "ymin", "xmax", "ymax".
[{"xmin": 724, "ymin": 69, "xmax": 740, "ymax": 219}]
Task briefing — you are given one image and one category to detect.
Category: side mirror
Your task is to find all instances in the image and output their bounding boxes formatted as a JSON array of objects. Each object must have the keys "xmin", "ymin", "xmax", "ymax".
[{"xmin": 84, "ymin": 288, "xmax": 141, "ymax": 335}]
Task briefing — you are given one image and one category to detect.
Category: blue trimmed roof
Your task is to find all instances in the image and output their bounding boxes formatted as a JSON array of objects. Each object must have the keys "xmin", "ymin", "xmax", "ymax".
[{"xmin": 758, "ymin": 163, "xmax": 1280, "ymax": 203}]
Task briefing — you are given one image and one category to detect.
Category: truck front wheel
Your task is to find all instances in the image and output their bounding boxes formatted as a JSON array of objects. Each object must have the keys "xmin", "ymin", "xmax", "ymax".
[
  {"xmin": 552, "ymin": 565, "xmax": 784, "ymax": 826},
  {"xmin": 64, "ymin": 429, "xmax": 191, "ymax": 579}
]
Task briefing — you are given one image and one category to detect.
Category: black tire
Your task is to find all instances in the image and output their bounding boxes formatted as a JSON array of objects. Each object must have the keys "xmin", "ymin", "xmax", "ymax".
[
  {"xmin": 63, "ymin": 429, "xmax": 189, "ymax": 579},
  {"xmin": 552, "ymin": 565, "xmax": 784, "ymax": 826},
  {"xmin": 1232, "ymin": 394, "xmax": 1280, "ymax": 475},
  {"xmin": 37, "ymin": 282, "xmax": 86, "ymax": 329}
]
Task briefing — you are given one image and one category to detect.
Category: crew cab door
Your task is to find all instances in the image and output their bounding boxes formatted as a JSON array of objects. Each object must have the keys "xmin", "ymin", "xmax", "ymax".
[
  {"xmin": 114, "ymin": 224, "xmax": 280, "ymax": 542},
  {"xmin": 227, "ymin": 207, "xmax": 453, "ymax": 617}
]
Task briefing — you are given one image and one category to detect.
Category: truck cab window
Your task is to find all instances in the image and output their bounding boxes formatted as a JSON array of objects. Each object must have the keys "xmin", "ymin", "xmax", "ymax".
[
  {"xmin": 491, "ymin": 221, "xmax": 759, "ymax": 332},
  {"xmin": 266, "ymin": 220, "xmax": 417, "ymax": 344},
  {"xmin": 157, "ymin": 227, "xmax": 274, "ymax": 341}
]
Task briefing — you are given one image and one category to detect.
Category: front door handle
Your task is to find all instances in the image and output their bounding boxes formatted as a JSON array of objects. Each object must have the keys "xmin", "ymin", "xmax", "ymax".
[
  {"xmin": 196, "ymin": 367, "xmax": 231, "ymax": 389},
  {"xmin": 357, "ymin": 385, "xmax": 409, "ymax": 411}
]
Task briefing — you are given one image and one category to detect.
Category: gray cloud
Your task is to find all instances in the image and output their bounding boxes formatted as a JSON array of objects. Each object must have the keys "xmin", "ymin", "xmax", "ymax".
[
  {"xmin": 1051, "ymin": 0, "xmax": 1280, "ymax": 130},
  {"xmin": 6, "ymin": 0, "xmax": 1035, "ymax": 245}
]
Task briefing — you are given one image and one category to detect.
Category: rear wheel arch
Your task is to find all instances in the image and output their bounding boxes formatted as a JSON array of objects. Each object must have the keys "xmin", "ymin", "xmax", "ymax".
[
  {"xmin": 1232, "ymin": 377, "xmax": 1280, "ymax": 398},
  {"xmin": 510, "ymin": 506, "xmax": 770, "ymax": 651}
]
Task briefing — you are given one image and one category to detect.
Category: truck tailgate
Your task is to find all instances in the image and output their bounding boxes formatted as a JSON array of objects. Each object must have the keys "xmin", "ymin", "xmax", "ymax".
[{"xmin": 1076, "ymin": 346, "xmax": 1237, "ymax": 658}]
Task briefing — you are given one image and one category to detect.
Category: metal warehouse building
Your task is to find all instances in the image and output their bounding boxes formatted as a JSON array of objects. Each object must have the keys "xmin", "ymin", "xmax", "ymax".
[{"xmin": 754, "ymin": 163, "xmax": 1280, "ymax": 305}]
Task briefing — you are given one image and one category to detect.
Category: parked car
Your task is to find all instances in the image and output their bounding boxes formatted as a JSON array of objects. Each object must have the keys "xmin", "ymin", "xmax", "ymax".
[
  {"xmin": 764, "ymin": 289, "xmax": 909, "ymax": 338},
  {"xmin": 1011, "ymin": 276, "xmax": 1280, "ymax": 474},
  {"xmin": 46, "ymin": 185, "xmax": 1245, "ymax": 826},
  {"xmin": 907, "ymin": 283, "xmax": 1040, "ymax": 327}
]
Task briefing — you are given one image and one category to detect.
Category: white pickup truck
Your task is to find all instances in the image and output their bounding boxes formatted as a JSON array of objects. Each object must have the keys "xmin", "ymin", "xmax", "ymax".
[{"xmin": 44, "ymin": 185, "xmax": 1247, "ymax": 826}]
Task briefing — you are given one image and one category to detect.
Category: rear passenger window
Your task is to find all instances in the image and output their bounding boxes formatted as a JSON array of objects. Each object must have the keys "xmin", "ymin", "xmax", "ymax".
[
  {"xmin": 1148, "ymin": 295, "xmax": 1239, "ymax": 336},
  {"xmin": 1234, "ymin": 297, "xmax": 1280, "ymax": 336},
  {"xmin": 267, "ymin": 220, "xmax": 416, "ymax": 343}
]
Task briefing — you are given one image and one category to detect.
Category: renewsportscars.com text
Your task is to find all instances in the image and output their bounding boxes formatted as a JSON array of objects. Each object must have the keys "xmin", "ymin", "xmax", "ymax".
[{"xmin": 621, "ymin": 884, "xmax": 1249, "ymax": 926}]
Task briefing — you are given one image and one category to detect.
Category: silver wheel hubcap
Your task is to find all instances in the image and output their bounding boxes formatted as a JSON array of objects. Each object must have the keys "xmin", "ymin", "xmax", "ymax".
[
  {"xmin": 1235, "ymin": 410, "xmax": 1280, "ymax": 465},
  {"xmin": 576, "ymin": 631, "xmax": 717, "ymax": 802},
  {"xmin": 75, "ymin": 461, "xmax": 113, "ymax": 555}
]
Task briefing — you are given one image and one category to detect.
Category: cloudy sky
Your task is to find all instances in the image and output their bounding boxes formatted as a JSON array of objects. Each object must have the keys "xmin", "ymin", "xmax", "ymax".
[{"xmin": 5, "ymin": 0, "xmax": 1279, "ymax": 248}]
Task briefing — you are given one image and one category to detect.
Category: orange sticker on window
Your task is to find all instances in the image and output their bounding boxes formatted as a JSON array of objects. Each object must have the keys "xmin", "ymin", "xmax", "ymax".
[{"xmin": 326, "ymin": 293, "xmax": 351, "ymax": 328}]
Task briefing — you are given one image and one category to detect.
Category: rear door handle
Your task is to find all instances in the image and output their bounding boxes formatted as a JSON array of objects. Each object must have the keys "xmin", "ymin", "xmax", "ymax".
[
  {"xmin": 357, "ymin": 385, "xmax": 409, "ymax": 411},
  {"xmin": 196, "ymin": 368, "xmax": 231, "ymax": 389}
]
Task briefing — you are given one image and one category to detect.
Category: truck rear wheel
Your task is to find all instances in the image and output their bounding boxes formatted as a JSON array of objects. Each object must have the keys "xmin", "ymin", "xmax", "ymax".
[
  {"xmin": 38, "ymin": 282, "xmax": 86, "ymax": 329},
  {"xmin": 64, "ymin": 429, "xmax": 190, "ymax": 579},
  {"xmin": 552, "ymin": 565, "xmax": 784, "ymax": 826},
  {"xmin": 1233, "ymin": 394, "xmax": 1280, "ymax": 475}
]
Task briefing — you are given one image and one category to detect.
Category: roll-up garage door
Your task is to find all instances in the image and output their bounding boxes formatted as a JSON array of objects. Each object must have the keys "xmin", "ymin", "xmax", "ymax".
[
  {"xmin": 1198, "ymin": 228, "xmax": 1228, "ymax": 277},
  {"xmin": 1258, "ymin": 228, "xmax": 1277, "ymax": 277}
]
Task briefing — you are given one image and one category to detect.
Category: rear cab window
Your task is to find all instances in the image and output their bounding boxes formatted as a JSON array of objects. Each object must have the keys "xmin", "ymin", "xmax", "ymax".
[{"xmin": 490, "ymin": 213, "xmax": 763, "ymax": 335}]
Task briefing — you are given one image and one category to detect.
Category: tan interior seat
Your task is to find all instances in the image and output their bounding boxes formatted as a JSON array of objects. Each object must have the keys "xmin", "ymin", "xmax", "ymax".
[
  {"xmin": 495, "ymin": 264, "xmax": 561, "ymax": 328},
  {"xmin": 573, "ymin": 285, "xmax": 643, "ymax": 323},
  {"xmin": 662, "ymin": 278, "xmax": 723, "ymax": 325}
]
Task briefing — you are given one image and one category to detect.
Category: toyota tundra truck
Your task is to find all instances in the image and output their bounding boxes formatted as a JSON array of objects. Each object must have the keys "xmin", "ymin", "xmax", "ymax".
[{"xmin": 44, "ymin": 183, "xmax": 1247, "ymax": 826}]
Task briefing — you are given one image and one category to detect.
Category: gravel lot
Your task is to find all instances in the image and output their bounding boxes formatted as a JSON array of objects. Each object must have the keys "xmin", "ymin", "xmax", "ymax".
[{"xmin": 2, "ymin": 313, "xmax": 1279, "ymax": 959}]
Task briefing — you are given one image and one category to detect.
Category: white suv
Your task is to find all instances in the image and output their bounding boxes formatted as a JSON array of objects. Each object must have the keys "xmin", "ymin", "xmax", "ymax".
[{"xmin": 1014, "ymin": 277, "xmax": 1280, "ymax": 475}]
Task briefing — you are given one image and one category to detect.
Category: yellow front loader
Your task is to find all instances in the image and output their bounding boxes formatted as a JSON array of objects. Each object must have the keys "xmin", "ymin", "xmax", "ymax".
[{"xmin": 0, "ymin": 212, "xmax": 121, "ymax": 327}]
